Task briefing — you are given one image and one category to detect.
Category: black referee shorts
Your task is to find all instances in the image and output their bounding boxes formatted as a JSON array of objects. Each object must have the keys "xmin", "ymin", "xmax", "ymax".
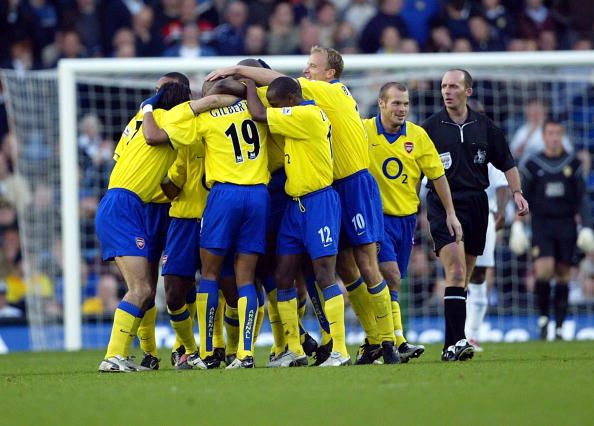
[
  {"xmin": 531, "ymin": 216, "xmax": 577, "ymax": 264},
  {"xmin": 427, "ymin": 190, "xmax": 489, "ymax": 257}
]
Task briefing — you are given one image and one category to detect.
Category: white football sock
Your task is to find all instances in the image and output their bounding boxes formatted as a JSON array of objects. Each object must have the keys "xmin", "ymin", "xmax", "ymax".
[{"xmin": 465, "ymin": 282, "xmax": 488, "ymax": 341}]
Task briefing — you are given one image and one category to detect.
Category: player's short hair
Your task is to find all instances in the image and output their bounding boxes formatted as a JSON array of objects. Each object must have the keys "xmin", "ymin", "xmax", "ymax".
[
  {"xmin": 543, "ymin": 118, "xmax": 563, "ymax": 132},
  {"xmin": 237, "ymin": 58, "xmax": 262, "ymax": 67},
  {"xmin": 310, "ymin": 46, "xmax": 344, "ymax": 79},
  {"xmin": 379, "ymin": 82, "xmax": 408, "ymax": 100},
  {"xmin": 268, "ymin": 76, "xmax": 302, "ymax": 100},
  {"xmin": 447, "ymin": 68, "xmax": 473, "ymax": 88},
  {"xmin": 162, "ymin": 72, "xmax": 190, "ymax": 88},
  {"xmin": 157, "ymin": 82, "xmax": 191, "ymax": 110}
]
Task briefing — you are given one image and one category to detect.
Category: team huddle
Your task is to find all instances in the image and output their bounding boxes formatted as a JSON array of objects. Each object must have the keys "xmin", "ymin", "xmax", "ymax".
[{"xmin": 95, "ymin": 46, "xmax": 529, "ymax": 372}]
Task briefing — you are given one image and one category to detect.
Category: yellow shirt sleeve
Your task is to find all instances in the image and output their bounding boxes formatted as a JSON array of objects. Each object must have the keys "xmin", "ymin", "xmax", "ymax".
[
  {"xmin": 159, "ymin": 102, "xmax": 200, "ymax": 149},
  {"xmin": 257, "ymin": 86, "xmax": 271, "ymax": 107},
  {"xmin": 297, "ymin": 78, "xmax": 333, "ymax": 107},
  {"xmin": 418, "ymin": 130, "xmax": 445, "ymax": 180},
  {"xmin": 267, "ymin": 106, "xmax": 311, "ymax": 139}
]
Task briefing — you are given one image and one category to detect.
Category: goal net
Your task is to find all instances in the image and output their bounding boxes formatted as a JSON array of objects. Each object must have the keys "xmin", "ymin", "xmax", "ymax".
[{"xmin": 1, "ymin": 52, "xmax": 594, "ymax": 351}]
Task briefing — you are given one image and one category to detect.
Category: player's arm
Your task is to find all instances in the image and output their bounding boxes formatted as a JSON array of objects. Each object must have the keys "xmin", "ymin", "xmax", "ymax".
[
  {"xmin": 431, "ymin": 175, "xmax": 463, "ymax": 242},
  {"xmin": 161, "ymin": 149, "xmax": 187, "ymax": 200},
  {"xmin": 504, "ymin": 167, "xmax": 529, "ymax": 216},
  {"xmin": 207, "ymin": 65, "xmax": 284, "ymax": 86},
  {"xmin": 160, "ymin": 176, "xmax": 181, "ymax": 200},
  {"xmin": 243, "ymin": 79, "xmax": 267, "ymax": 123},
  {"xmin": 495, "ymin": 186, "xmax": 508, "ymax": 230}
]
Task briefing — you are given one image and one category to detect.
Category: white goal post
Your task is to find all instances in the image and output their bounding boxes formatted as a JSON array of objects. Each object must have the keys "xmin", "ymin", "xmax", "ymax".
[{"xmin": 57, "ymin": 51, "xmax": 594, "ymax": 351}]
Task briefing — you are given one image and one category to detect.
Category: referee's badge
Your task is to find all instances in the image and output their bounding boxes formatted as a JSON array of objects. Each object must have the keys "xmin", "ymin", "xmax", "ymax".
[
  {"xmin": 136, "ymin": 237, "xmax": 145, "ymax": 250},
  {"xmin": 404, "ymin": 142, "xmax": 414, "ymax": 153},
  {"xmin": 439, "ymin": 152, "xmax": 452, "ymax": 169}
]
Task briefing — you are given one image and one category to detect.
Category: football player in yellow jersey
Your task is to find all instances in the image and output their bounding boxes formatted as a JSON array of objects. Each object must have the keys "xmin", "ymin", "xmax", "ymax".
[
  {"xmin": 244, "ymin": 76, "xmax": 350, "ymax": 366},
  {"xmin": 364, "ymin": 82, "xmax": 462, "ymax": 363},
  {"xmin": 166, "ymin": 77, "xmax": 270, "ymax": 369},
  {"xmin": 208, "ymin": 47, "xmax": 399, "ymax": 364},
  {"xmin": 97, "ymin": 76, "xmax": 238, "ymax": 373}
]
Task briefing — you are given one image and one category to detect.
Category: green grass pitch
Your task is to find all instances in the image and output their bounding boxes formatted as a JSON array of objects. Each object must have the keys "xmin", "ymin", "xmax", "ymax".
[{"xmin": 2, "ymin": 341, "xmax": 592, "ymax": 425}]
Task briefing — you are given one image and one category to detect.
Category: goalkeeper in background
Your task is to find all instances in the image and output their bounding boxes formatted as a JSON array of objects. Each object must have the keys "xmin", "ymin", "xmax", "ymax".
[{"xmin": 513, "ymin": 119, "xmax": 594, "ymax": 340}]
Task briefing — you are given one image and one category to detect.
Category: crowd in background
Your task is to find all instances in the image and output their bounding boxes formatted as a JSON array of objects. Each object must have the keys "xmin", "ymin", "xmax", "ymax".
[
  {"xmin": 0, "ymin": 0, "xmax": 594, "ymax": 323},
  {"xmin": 0, "ymin": 0, "xmax": 593, "ymax": 70}
]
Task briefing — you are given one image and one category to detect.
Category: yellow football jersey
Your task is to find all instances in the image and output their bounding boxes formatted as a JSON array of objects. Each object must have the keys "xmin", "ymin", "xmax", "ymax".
[
  {"xmin": 297, "ymin": 77, "xmax": 368, "ymax": 180},
  {"xmin": 256, "ymin": 86, "xmax": 285, "ymax": 173},
  {"xmin": 364, "ymin": 116, "xmax": 444, "ymax": 216},
  {"xmin": 197, "ymin": 100, "xmax": 270, "ymax": 187},
  {"xmin": 168, "ymin": 143, "xmax": 209, "ymax": 219},
  {"xmin": 108, "ymin": 102, "xmax": 199, "ymax": 202},
  {"xmin": 267, "ymin": 101, "xmax": 333, "ymax": 197}
]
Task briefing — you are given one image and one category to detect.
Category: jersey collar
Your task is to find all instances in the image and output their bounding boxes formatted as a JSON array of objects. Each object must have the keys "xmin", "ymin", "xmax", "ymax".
[
  {"xmin": 299, "ymin": 100, "xmax": 316, "ymax": 106},
  {"xmin": 329, "ymin": 79, "xmax": 340, "ymax": 84},
  {"xmin": 440, "ymin": 105, "xmax": 479, "ymax": 125},
  {"xmin": 376, "ymin": 114, "xmax": 407, "ymax": 144}
]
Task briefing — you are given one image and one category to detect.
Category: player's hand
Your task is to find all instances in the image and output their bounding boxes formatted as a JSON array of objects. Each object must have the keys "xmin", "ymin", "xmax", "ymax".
[
  {"xmin": 206, "ymin": 66, "xmax": 238, "ymax": 81},
  {"xmin": 513, "ymin": 192, "xmax": 529, "ymax": 216},
  {"xmin": 509, "ymin": 221, "xmax": 529, "ymax": 255},
  {"xmin": 446, "ymin": 213, "xmax": 463, "ymax": 243},
  {"xmin": 495, "ymin": 212, "xmax": 505, "ymax": 231},
  {"xmin": 577, "ymin": 227, "xmax": 594, "ymax": 253},
  {"xmin": 140, "ymin": 87, "xmax": 164, "ymax": 109}
]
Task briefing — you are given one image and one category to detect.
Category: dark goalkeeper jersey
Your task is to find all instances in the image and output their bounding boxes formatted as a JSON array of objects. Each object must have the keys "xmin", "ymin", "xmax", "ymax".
[{"xmin": 521, "ymin": 151, "xmax": 587, "ymax": 221}]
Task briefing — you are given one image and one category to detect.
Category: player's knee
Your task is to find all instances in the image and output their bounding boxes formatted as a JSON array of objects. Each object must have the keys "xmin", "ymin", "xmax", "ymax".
[
  {"xmin": 314, "ymin": 262, "xmax": 335, "ymax": 287},
  {"xmin": 127, "ymin": 284, "xmax": 153, "ymax": 306},
  {"xmin": 380, "ymin": 264, "xmax": 400, "ymax": 290},
  {"xmin": 446, "ymin": 264, "xmax": 466, "ymax": 286}
]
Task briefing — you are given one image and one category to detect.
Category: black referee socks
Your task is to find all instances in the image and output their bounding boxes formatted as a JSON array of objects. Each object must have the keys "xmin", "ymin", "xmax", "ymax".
[{"xmin": 444, "ymin": 286, "xmax": 467, "ymax": 349}]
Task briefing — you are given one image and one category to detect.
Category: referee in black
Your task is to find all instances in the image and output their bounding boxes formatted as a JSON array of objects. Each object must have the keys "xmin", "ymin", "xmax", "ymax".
[
  {"xmin": 422, "ymin": 69, "xmax": 529, "ymax": 361},
  {"xmin": 519, "ymin": 119, "xmax": 593, "ymax": 340}
]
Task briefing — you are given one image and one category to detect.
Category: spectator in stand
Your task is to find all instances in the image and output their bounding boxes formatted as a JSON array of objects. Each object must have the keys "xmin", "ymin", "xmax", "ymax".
[
  {"xmin": 334, "ymin": 22, "xmax": 359, "ymax": 54},
  {"xmin": 359, "ymin": 0, "xmax": 409, "ymax": 54},
  {"xmin": 1, "ymin": 38, "xmax": 41, "ymax": 74},
  {"xmin": 553, "ymin": 0, "xmax": 594, "ymax": 42},
  {"xmin": 25, "ymin": 0, "xmax": 59, "ymax": 59},
  {"xmin": 0, "ymin": 280, "xmax": 23, "ymax": 319},
  {"xmin": 401, "ymin": 0, "xmax": 441, "ymax": 48},
  {"xmin": 517, "ymin": 0, "xmax": 556, "ymax": 41},
  {"xmin": 510, "ymin": 99, "xmax": 572, "ymax": 163},
  {"xmin": 438, "ymin": 0, "xmax": 479, "ymax": 40},
  {"xmin": 537, "ymin": 30, "xmax": 557, "ymax": 51},
  {"xmin": 154, "ymin": 0, "xmax": 184, "ymax": 48},
  {"xmin": 100, "ymin": 0, "xmax": 145, "ymax": 55},
  {"xmin": 316, "ymin": 1, "xmax": 339, "ymax": 49},
  {"xmin": 62, "ymin": 0, "xmax": 102, "ymax": 57},
  {"xmin": 0, "ymin": 0, "xmax": 37, "ymax": 63},
  {"xmin": 247, "ymin": 0, "xmax": 277, "ymax": 28},
  {"xmin": 267, "ymin": 2, "xmax": 299, "ymax": 55},
  {"xmin": 427, "ymin": 23, "xmax": 453, "ymax": 52},
  {"xmin": 377, "ymin": 26, "xmax": 401, "ymax": 53},
  {"xmin": 110, "ymin": 28, "xmax": 136, "ymax": 57},
  {"xmin": 82, "ymin": 273, "xmax": 121, "ymax": 317},
  {"xmin": 244, "ymin": 24, "xmax": 267, "ymax": 56},
  {"xmin": 468, "ymin": 14, "xmax": 505, "ymax": 52},
  {"xmin": 163, "ymin": 23, "xmax": 216, "ymax": 57},
  {"xmin": 133, "ymin": 5, "xmax": 164, "ymax": 57},
  {"xmin": 49, "ymin": 29, "xmax": 86, "ymax": 68},
  {"xmin": 342, "ymin": 0, "xmax": 376, "ymax": 38},
  {"xmin": 400, "ymin": 38, "xmax": 420, "ymax": 53},
  {"xmin": 294, "ymin": 20, "xmax": 320, "ymax": 55},
  {"xmin": 452, "ymin": 37, "xmax": 472, "ymax": 52},
  {"xmin": 292, "ymin": 0, "xmax": 318, "ymax": 23},
  {"xmin": 212, "ymin": 0, "xmax": 248, "ymax": 56},
  {"xmin": 480, "ymin": 0, "xmax": 515, "ymax": 44}
]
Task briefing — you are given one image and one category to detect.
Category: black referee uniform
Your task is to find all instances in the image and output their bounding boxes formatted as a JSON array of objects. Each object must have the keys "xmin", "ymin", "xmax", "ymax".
[{"xmin": 422, "ymin": 106, "xmax": 516, "ymax": 256}]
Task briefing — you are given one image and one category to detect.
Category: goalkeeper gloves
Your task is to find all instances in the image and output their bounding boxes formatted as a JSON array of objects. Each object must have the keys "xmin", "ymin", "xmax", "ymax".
[
  {"xmin": 577, "ymin": 227, "xmax": 594, "ymax": 253},
  {"xmin": 509, "ymin": 221, "xmax": 530, "ymax": 255}
]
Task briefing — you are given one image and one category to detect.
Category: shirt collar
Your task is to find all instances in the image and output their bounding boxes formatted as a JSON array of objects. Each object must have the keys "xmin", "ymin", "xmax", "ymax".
[
  {"xmin": 329, "ymin": 79, "xmax": 340, "ymax": 84},
  {"xmin": 299, "ymin": 100, "xmax": 315, "ymax": 106},
  {"xmin": 376, "ymin": 114, "xmax": 407, "ymax": 143}
]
